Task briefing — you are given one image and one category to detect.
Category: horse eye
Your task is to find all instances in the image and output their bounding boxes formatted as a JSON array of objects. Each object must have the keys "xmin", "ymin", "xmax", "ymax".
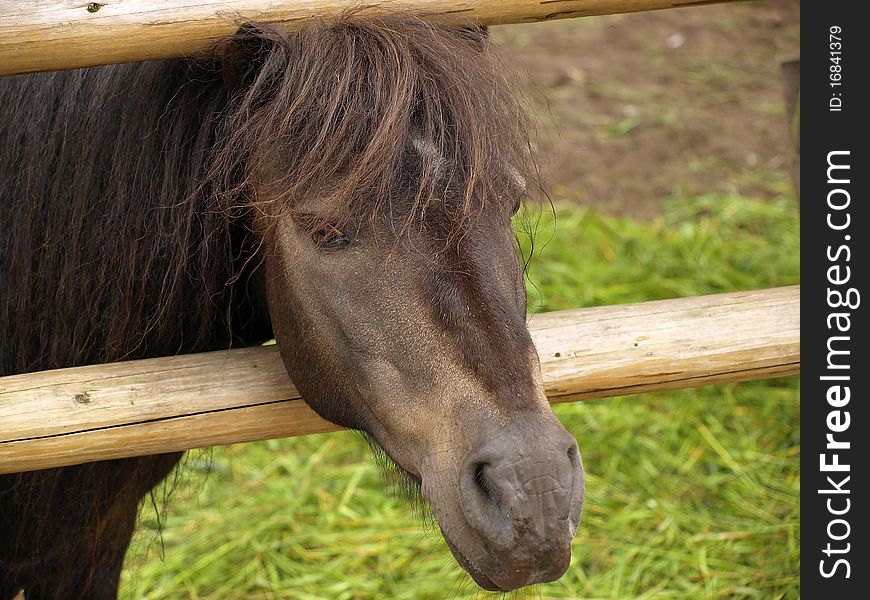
[
  {"xmin": 310, "ymin": 223, "xmax": 350, "ymax": 249},
  {"xmin": 324, "ymin": 235, "xmax": 350, "ymax": 249}
]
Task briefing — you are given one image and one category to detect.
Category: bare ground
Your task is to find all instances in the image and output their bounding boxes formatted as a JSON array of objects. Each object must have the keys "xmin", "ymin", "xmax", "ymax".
[{"xmin": 494, "ymin": 0, "xmax": 801, "ymax": 217}]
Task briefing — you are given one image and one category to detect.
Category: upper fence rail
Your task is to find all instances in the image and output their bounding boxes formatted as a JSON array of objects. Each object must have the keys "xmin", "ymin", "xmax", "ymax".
[{"xmin": 0, "ymin": 0, "xmax": 743, "ymax": 77}]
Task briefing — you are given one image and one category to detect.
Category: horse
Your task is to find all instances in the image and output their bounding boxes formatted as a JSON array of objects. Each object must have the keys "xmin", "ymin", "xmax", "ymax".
[{"xmin": 0, "ymin": 15, "xmax": 584, "ymax": 598}]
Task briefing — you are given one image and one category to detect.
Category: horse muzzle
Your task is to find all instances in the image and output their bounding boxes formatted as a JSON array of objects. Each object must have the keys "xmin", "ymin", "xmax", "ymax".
[{"xmin": 422, "ymin": 413, "xmax": 584, "ymax": 591}]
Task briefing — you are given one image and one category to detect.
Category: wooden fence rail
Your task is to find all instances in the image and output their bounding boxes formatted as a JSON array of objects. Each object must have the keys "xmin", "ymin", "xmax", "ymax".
[
  {"xmin": 0, "ymin": 0, "xmax": 745, "ymax": 77},
  {"xmin": 0, "ymin": 286, "xmax": 800, "ymax": 474}
]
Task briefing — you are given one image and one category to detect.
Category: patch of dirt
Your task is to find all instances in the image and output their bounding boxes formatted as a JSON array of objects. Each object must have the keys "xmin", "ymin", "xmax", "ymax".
[{"xmin": 493, "ymin": 0, "xmax": 800, "ymax": 217}]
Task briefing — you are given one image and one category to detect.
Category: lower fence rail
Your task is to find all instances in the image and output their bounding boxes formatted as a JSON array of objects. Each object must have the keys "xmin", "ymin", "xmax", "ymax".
[{"xmin": 0, "ymin": 286, "xmax": 799, "ymax": 474}]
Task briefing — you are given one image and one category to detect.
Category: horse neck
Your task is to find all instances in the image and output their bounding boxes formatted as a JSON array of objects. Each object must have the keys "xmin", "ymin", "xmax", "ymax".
[{"xmin": 0, "ymin": 61, "xmax": 273, "ymax": 375}]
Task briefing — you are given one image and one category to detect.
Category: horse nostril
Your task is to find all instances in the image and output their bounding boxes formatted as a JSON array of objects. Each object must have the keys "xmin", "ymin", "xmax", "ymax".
[
  {"xmin": 473, "ymin": 463, "xmax": 489, "ymax": 493},
  {"xmin": 473, "ymin": 462, "xmax": 487, "ymax": 491},
  {"xmin": 473, "ymin": 462, "xmax": 504, "ymax": 510},
  {"xmin": 564, "ymin": 438, "xmax": 585, "ymax": 535},
  {"xmin": 567, "ymin": 442, "xmax": 580, "ymax": 466},
  {"xmin": 460, "ymin": 461, "xmax": 514, "ymax": 548}
]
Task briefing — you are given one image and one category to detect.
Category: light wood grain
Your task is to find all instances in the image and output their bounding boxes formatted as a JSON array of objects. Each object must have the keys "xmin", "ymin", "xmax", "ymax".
[
  {"xmin": 0, "ymin": 286, "xmax": 799, "ymax": 474},
  {"xmin": 0, "ymin": 0, "xmax": 744, "ymax": 77}
]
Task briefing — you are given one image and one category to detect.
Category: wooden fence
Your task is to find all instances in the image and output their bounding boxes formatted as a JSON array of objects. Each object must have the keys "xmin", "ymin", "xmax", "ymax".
[{"xmin": 0, "ymin": 0, "xmax": 795, "ymax": 476}]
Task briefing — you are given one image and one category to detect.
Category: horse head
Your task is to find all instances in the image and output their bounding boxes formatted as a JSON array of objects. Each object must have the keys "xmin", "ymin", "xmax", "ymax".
[{"xmin": 217, "ymin": 17, "xmax": 584, "ymax": 591}]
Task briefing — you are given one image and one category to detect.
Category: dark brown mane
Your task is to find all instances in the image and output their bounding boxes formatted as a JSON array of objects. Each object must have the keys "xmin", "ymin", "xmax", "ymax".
[
  {"xmin": 0, "ymin": 14, "xmax": 537, "ymax": 376},
  {"xmin": 213, "ymin": 18, "xmax": 537, "ymax": 228}
]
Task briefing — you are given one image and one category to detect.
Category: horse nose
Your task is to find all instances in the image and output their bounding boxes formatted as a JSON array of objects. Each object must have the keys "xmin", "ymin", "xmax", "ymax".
[{"xmin": 457, "ymin": 417, "xmax": 584, "ymax": 586}]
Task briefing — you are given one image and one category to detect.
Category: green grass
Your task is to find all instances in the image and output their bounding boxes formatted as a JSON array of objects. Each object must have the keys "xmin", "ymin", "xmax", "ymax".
[{"xmin": 121, "ymin": 193, "xmax": 800, "ymax": 599}]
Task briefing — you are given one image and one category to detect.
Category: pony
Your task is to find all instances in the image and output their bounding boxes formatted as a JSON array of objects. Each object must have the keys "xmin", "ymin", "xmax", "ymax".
[{"xmin": 0, "ymin": 15, "xmax": 584, "ymax": 598}]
